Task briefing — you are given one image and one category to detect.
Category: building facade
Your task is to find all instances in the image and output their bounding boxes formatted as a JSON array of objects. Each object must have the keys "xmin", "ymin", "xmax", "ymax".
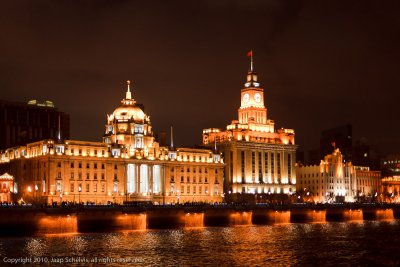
[
  {"xmin": 296, "ymin": 149, "xmax": 381, "ymax": 203},
  {"xmin": 381, "ymin": 155, "xmax": 400, "ymax": 177},
  {"xmin": 381, "ymin": 155, "xmax": 400, "ymax": 203},
  {"xmin": 0, "ymin": 173, "xmax": 14, "ymax": 203},
  {"xmin": 0, "ymin": 99, "xmax": 70, "ymax": 151},
  {"xmin": 202, "ymin": 58, "xmax": 296, "ymax": 200},
  {"xmin": 0, "ymin": 82, "xmax": 224, "ymax": 204},
  {"xmin": 381, "ymin": 176, "xmax": 400, "ymax": 203}
]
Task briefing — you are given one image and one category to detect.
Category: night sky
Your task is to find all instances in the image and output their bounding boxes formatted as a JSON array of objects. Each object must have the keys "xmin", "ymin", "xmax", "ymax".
[{"xmin": 1, "ymin": 1, "xmax": 400, "ymax": 155}]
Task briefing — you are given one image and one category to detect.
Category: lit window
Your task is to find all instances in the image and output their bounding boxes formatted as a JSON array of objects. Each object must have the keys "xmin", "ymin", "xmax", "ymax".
[{"xmin": 56, "ymin": 181, "xmax": 62, "ymax": 192}]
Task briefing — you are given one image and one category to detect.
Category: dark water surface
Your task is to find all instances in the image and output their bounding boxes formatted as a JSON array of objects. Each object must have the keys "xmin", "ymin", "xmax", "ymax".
[{"xmin": 1, "ymin": 221, "xmax": 400, "ymax": 266}]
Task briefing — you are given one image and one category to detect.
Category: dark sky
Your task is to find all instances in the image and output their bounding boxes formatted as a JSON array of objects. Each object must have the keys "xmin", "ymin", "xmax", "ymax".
[{"xmin": 1, "ymin": 1, "xmax": 400, "ymax": 155}]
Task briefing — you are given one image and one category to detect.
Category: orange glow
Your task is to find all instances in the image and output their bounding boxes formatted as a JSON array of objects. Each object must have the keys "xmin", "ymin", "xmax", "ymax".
[
  {"xmin": 343, "ymin": 209, "xmax": 363, "ymax": 222},
  {"xmin": 114, "ymin": 213, "xmax": 147, "ymax": 230},
  {"xmin": 37, "ymin": 215, "xmax": 78, "ymax": 235},
  {"xmin": 375, "ymin": 209, "xmax": 394, "ymax": 221},
  {"xmin": 307, "ymin": 210, "xmax": 326, "ymax": 223},
  {"xmin": 184, "ymin": 213, "xmax": 204, "ymax": 228},
  {"xmin": 229, "ymin": 211, "xmax": 252, "ymax": 225},
  {"xmin": 271, "ymin": 211, "xmax": 291, "ymax": 224}
]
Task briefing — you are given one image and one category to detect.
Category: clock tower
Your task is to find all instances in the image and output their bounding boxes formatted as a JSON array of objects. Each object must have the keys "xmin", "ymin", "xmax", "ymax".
[
  {"xmin": 202, "ymin": 52, "xmax": 296, "ymax": 199},
  {"xmin": 238, "ymin": 60, "xmax": 267, "ymax": 125}
]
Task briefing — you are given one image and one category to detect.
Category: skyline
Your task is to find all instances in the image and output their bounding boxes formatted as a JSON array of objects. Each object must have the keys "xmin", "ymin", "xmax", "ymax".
[{"xmin": 1, "ymin": 1, "xmax": 400, "ymax": 155}]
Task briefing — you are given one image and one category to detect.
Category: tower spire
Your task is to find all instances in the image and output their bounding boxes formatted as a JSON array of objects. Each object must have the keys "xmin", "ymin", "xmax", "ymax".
[
  {"xmin": 170, "ymin": 126, "xmax": 174, "ymax": 149},
  {"xmin": 57, "ymin": 114, "xmax": 61, "ymax": 140},
  {"xmin": 247, "ymin": 50, "xmax": 254, "ymax": 72},
  {"xmin": 250, "ymin": 51, "xmax": 253, "ymax": 72},
  {"xmin": 126, "ymin": 80, "xmax": 132, "ymax": 100},
  {"xmin": 245, "ymin": 50, "xmax": 259, "ymax": 88}
]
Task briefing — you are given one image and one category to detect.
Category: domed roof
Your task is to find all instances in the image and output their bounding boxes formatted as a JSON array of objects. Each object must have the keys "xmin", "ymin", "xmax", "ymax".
[
  {"xmin": 112, "ymin": 105, "xmax": 145, "ymax": 122},
  {"xmin": 108, "ymin": 80, "xmax": 148, "ymax": 123}
]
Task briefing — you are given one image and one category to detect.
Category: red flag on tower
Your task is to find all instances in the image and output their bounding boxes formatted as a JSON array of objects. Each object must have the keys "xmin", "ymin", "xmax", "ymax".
[{"xmin": 247, "ymin": 50, "xmax": 252, "ymax": 57}]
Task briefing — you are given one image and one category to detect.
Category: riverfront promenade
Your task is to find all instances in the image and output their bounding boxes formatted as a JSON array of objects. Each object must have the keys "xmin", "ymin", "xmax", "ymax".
[{"xmin": 0, "ymin": 203, "xmax": 399, "ymax": 236}]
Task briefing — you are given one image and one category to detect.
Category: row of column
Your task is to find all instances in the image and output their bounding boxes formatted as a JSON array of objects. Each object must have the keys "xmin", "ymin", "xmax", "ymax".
[{"xmin": 127, "ymin": 164, "xmax": 162, "ymax": 194}]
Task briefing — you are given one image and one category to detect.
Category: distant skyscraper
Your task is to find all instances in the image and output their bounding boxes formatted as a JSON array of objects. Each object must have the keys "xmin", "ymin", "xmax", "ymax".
[
  {"xmin": 202, "ymin": 53, "xmax": 297, "ymax": 202},
  {"xmin": 0, "ymin": 99, "xmax": 70, "ymax": 150}
]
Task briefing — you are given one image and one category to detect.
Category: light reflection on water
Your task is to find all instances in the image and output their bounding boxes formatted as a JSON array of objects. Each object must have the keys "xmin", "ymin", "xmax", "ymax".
[{"xmin": 1, "ymin": 221, "xmax": 400, "ymax": 266}]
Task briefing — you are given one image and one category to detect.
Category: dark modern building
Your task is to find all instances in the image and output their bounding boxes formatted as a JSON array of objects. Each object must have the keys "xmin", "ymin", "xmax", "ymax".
[{"xmin": 0, "ymin": 99, "xmax": 70, "ymax": 150}]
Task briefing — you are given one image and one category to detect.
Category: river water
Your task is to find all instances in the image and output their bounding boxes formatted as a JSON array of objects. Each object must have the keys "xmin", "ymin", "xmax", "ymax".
[{"xmin": 1, "ymin": 221, "xmax": 400, "ymax": 266}]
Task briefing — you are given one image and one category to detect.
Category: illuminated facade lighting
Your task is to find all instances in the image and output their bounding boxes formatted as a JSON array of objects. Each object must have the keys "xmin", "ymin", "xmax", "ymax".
[
  {"xmin": 202, "ymin": 53, "xmax": 297, "ymax": 199},
  {"xmin": 296, "ymin": 149, "xmax": 381, "ymax": 203},
  {"xmin": 0, "ymin": 81, "xmax": 224, "ymax": 205}
]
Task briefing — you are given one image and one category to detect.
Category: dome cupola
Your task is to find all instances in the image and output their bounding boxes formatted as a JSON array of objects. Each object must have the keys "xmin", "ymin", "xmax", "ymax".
[{"xmin": 103, "ymin": 81, "xmax": 157, "ymax": 153}]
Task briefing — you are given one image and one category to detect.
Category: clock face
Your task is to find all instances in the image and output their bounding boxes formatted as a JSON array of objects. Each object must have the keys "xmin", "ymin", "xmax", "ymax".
[
  {"xmin": 243, "ymin": 93, "xmax": 250, "ymax": 103},
  {"xmin": 254, "ymin": 93, "xmax": 261, "ymax": 103}
]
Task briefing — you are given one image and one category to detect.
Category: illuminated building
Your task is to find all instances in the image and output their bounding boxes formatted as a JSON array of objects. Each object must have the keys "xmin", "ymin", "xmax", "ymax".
[
  {"xmin": 296, "ymin": 149, "xmax": 381, "ymax": 203},
  {"xmin": 202, "ymin": 54, "xmax": 296, "ymax": 200},
  {"xmin": 381, "ymin": 176, "xmax": 400, "ymax": 203},
  {"xmin": 0, "ymin": 99, "xmax": 70, "ymax": 151},
  {"xmin": 381, "ymin": 155, "xmax": 400, "ymax": 177},
  {"xmin": 0, "ymin": 172, "xmax": 15, "ymax": 202},
  {"xmin": 0, "ymin": 82, "xmax": 224, "ymax": 204},
  {"xmin": 381, "ymin": 155, "xmax": 400, "ymax": 202}
]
